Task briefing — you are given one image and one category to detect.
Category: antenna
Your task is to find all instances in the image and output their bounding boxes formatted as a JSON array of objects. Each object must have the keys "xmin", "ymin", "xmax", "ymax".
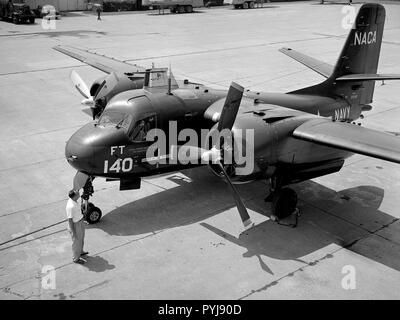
[{"xmin": 167, "ymin": 62, "xmax": 172, "ymax": 95}]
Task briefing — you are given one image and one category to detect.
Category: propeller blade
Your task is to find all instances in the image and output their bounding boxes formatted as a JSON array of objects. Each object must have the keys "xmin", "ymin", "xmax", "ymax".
[
  {"xmin": 93, "ymin": 72, "xmax": 119, "ymax": 100},
  {"xmin": 216, "ymin": 161, "xmax": 252, "ymax": 228},
  {"xmin": 81, "ymin": 98, "xmax": 94, "ymax": 107},
  {"xmin": 73, "ymin": 171, "xmax": 89, "ymax": 191},
  {"xmin": 70, "ymin": 70, "xmax": 91, "ymax": 99},
  {"xmin": 217, "ymin": 82, "xmax": 244, "ymax": 132}
]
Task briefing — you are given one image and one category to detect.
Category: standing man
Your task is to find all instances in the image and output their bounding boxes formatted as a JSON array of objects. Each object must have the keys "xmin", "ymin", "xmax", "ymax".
[
  {"xmin": 96, "ymin": 5, "xmax": 102, "ymax": 20},
  {"xmin": 66, "ymin": 190, "xmax": 88, "ymax": 264}
]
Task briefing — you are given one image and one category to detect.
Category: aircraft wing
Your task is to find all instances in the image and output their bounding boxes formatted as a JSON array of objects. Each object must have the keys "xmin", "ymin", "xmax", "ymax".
[
  {"xmin": 293, "ymin": 118, "xmax": 400, "ymax": 164},
  {"xmin": 279, "ymin": 47, "xmax": 333, "ymax": 78},
  {"xmin": 53, "ymin": 45, "xmax": 146, "ymax": 74}
]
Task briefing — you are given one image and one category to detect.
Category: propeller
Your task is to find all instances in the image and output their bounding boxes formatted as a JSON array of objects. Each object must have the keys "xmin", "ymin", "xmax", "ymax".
[
  {"xmin": 70, "ymin": 70, "xmax": 119, "ymax": 120},
  {"xmin": 70, "ymin": 70, "xmax": 93, "ymax": 105},
  {"xmin": 178, "ymin": 82, "xmax": 252, "ymax": 228},
  {"xmin": 73, "ymin": 171, "xmax": 89, "ymax": 191}
]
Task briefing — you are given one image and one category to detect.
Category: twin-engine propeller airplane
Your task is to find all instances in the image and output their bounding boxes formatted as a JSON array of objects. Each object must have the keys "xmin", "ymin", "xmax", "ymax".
[{"xmin": 61, "ymin": 4, "xmax": 400, "ymax": 228}]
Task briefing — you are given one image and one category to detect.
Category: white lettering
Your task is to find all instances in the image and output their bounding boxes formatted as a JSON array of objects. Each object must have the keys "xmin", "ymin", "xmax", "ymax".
[{"xmin": 354, "ymin": 31, "xmax": 377, "ymax": 46}]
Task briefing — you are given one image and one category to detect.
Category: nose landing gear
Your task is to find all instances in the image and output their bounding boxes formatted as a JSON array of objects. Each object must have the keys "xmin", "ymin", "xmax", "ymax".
[{"xmin": 81, "ymin": 176, "xmax": 102, "ymax": 224}]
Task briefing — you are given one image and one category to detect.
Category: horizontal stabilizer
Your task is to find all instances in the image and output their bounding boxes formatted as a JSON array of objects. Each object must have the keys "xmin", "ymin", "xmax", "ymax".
[
  {"xmin": 336, "ymin": 74, "xmax": 400, "ymax": 81},
  {"xmin": 293, "ymin": 119, "xmax": 400, "ymax": 164},
  {"xmin": 279, "ymin": 47, "xmax": 333, "ymax": 78}
]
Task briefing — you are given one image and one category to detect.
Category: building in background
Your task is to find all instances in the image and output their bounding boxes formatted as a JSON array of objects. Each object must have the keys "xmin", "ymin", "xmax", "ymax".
[{"xmin": 23, "ymin": 0, "xmax": 87, "ymax": 11}]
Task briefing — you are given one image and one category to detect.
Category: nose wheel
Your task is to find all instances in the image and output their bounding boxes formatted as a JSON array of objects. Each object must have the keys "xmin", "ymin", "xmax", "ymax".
[{"xmin": 80, "ymin": 176, "xmax": 102, "ymax": 224}]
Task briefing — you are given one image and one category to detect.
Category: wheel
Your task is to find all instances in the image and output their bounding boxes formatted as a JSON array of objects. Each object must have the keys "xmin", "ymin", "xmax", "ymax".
[
  {"xmin": 185, "ymin": 5, "xmax": 193, "ymax": 13},
  {"xmin": 13, "ymin": 16, "xmax": 19, "ymax": 24},
  {"xmin": 249, "ymin": 1, "xmax": 254, "ymax": 8},
  {"xmin": 234, "ymin": 4, "xmax": 239, "ymax": 9},
  {"xmin": 272, "ymin": 188, "xmax": 297, "ymax": 219},
  {"xmin": 29, "ymin": 18, "xmax": 35, "ymax": 23},
  {"xmin": 243, "ymin": 2, "xmax": 249, "ymax": 9},
  {"xmin": 177, "ymin": 6, "xmax": 185, "ymax": 13},
  {"xmin": 170, "ymin": 7, "xmax": 175, "ymax": 13},
  {"xmin": 84, "ymin": 203, "xmax": 102, "ymax": 224}
]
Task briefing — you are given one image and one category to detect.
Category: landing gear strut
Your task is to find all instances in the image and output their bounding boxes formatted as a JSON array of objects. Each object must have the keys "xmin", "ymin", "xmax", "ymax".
[
  {"xmin": 265, "ymin": 175, "xmax": 300, "ymax": 227},
  {"xmin": 81, "ymin": 176, "xmax": 102, "ymax": 224}
]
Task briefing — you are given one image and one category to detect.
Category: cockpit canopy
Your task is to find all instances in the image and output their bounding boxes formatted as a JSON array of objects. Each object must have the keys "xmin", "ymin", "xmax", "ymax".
[
  {"xmin": 98, "ymin": 110, "xmax": 132, "ymax": 130},
  {"xmin": 97, "ymin": 95, "xmax": 157, "ymax": 143}
]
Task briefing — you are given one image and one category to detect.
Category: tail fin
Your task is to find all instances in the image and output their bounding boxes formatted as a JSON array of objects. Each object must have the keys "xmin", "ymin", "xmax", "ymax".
[{"xmin": 292, "ymin": 4, "xmax": 387, "ymax": 105}]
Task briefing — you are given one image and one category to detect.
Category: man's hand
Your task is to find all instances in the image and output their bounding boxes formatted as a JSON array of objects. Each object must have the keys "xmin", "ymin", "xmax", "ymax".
[{"xmin": 68, "ymin": 218, "xmax": 75, "ymax": 237}]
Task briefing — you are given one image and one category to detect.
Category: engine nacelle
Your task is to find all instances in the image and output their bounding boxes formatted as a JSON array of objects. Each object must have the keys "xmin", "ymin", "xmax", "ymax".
[
  {"xmin": 90, "ymin": 76, "xmax": 107, "ymax": 97},
  {"xmin": 205, "ymin": 114, "xmax": 309, "ymax": 183}
]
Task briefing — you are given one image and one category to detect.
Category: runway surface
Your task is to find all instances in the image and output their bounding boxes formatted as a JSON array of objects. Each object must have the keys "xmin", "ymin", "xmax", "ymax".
[{"xmin": 0, "ymin": 1, "xmax": 400, "ymax": 299}]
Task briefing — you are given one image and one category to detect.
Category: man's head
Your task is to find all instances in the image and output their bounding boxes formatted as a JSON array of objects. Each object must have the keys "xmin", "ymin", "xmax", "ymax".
[{"xmin": 68, "ymin": 189, "xmax": 80, "ymax": 201}]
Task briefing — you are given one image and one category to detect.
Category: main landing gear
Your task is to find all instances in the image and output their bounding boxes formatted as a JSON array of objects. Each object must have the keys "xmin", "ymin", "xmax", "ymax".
[
  {"xmin": 265, "ymin": 176, "xmax": 301, "ymax": 228},
  {"xmin": 81, "ymin": 176, "xmax": 102, "ymax": 224}
]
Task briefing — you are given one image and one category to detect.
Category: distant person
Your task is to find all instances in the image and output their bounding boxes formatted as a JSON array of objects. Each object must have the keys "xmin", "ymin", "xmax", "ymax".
[
  {"xmin": 6, "ymin": 0, "xmax": 13, "ymax": 15},
  {"xmin": 96, "ymin": 5, "xmax": 102, "ymax": 20},
  {"xmin": 66, "ymin": 190, "xmax": 88, "ymax": 264}
]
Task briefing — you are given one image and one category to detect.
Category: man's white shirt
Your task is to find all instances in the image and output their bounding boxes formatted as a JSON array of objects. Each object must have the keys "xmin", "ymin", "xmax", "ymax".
[{"xmin": 66, "ymin": 198, "xmax": 82, "ymax": 223}]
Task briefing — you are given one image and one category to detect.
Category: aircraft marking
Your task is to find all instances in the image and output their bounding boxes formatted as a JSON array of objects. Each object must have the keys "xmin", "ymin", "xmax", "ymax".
[
  {"xmin": 354, "ymin": 31, "xmax": 377, "ymax": 46},
  {"xmin": 334, "ymin": 106, "xmax": 351, "ymax": 121}
]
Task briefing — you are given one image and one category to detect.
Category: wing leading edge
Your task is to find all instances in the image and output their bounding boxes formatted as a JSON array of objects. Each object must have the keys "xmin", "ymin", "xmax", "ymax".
[
  {"xmin": 293, "ymin": 118, "xmax": 400, "ymax": 164},
  {"xmin": 53, "ymin": 45, "xmax": 146, "ymax": 74}
]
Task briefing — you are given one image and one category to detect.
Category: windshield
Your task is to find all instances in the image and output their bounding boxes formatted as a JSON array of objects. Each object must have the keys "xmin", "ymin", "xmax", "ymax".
[{"xmin": 98, "ymin": 111, "xmax": 132, "ymax": 130}]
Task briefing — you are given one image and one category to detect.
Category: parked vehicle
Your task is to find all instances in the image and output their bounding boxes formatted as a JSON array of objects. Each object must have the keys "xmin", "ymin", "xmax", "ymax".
[
  {"xmin": 149, "ymin": 0, "xmax": 203, "ymax": 13},
  {"xmin": 232, "ymin": 0, "xmax": 263, "ymax": 9},
  {"xmin": 2, "ymin": 2, "xmax": 35, "ymax": 24}
]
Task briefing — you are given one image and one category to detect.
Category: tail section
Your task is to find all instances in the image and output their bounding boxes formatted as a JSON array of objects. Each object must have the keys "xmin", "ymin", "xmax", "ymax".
[{"xmin": 290, "ymin": 4, "xmax": 400, "ymax": 106}]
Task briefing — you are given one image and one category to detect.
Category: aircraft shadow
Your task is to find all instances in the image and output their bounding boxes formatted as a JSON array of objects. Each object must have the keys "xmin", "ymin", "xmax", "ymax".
[
  {"xmin": 92, "ymin": 166, "xmax": 266, "ymax": 236},
  {"xmin": 92, "ymin": 166, "xmax": 400, "ymax": 272}
]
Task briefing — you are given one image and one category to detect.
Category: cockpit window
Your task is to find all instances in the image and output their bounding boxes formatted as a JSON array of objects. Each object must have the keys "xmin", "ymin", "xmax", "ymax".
[
  {"xmin": 98, "ymin": 111, "xmax": 132, "ymax": 130},
  {"xmin": 130, "ymin": 115, "xmax": 156, "ymax": 142}
]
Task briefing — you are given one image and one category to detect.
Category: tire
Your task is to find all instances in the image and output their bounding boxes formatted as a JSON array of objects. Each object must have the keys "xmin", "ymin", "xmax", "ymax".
[
  {"xmin": 177, "ymin": 6, "xmax": 185, "ymax": 13},
  {"xmin": 272, "ymin": 188, "xmax": 297, "ymax": 219},
  {"xmin": 243, "ymin": 2, "xmax": 249, "ymax": 9},
  {"xmin": 249, "ymin": 1, "xmax": 254, "ymax": 8},
  {"xmin": 170, "ymin": 7, "xmax": 175, "ymax": 13},
  {"xmin": 85, "ymin": 204, "xmax": 102, "ymax": 224},
  {"xmin": 13, "ymin": 16, "xmax": 19, "ymax": 24},
  {"xmin": 185, "ymin": 5, "xmax": 193, "ymax": 13},
  {"xmin": 29, "ymin": 18, "xmax": 35, "ymax": 24}
]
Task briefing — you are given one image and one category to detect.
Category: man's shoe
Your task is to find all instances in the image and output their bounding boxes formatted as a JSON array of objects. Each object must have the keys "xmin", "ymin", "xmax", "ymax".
[
  {"xmin": 81, "ymin": 251, "xmax": 89, "ymax": 256},
  {"xmin": 73, "ymin": 258, "xmax": 86, "ymax": 264}
]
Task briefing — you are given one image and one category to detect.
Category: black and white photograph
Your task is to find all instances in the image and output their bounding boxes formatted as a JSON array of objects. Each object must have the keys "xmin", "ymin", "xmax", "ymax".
[{"xmin": 0, "ymin": 0, "xmax": 399, "ymax": 304}]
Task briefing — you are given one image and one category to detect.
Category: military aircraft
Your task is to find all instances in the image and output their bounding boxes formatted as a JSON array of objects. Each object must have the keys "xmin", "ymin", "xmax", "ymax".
[{"xmin": 63, "ymin": 3, "xmax": 400, "ymax": 228}]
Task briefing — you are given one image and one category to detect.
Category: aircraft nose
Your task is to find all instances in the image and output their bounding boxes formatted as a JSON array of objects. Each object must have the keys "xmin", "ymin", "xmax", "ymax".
[
  {"xmin": 65, "ymin": 123, "xmax": 95, "ymax": 173},
  {"xmin": 65, "ymin": 122, "xmax": 130, "ymax": 174}
]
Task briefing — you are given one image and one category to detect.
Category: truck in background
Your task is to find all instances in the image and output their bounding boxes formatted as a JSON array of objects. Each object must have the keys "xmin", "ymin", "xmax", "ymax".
[
  {"xmin": 232, "ymin": 0, "xmax": 264, "ymax": 9},
  {"xmin": 0, "ymin": 0, "xmax": 36, "ymax": 23},
  {"xmin": 146, "ymin": 0, "xmax": 203, "ymax": 13}
]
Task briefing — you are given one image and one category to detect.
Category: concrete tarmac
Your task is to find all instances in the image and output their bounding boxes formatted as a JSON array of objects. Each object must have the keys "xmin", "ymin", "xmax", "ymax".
[{"xmin": 0, "ymin": 1, "xmax": 400, "ymax": 299}]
